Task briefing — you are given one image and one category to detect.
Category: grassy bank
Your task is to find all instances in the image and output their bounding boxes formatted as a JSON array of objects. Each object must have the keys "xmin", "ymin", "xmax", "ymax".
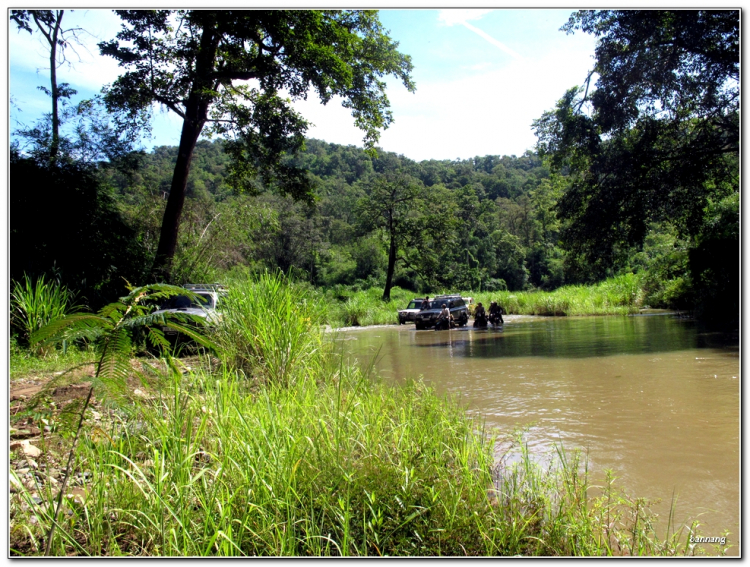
[
  {"xmin": 10, "ymin": 274, "xmax": 708, "ymax": 556},
  {"xmin": 475, "ymin": 273, "xmax": 645, "ymax": 316},
  {"xmin": 10, "ymin": 366, "xmax": 702, "ymax": 556},
  {"xmin": 315, "ymin": 273, "xmax": 646, "ymax": 328}
]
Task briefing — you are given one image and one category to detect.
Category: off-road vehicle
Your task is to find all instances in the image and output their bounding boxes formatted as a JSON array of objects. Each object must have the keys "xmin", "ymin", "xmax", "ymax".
[
  {"xmin": 414, "ymin": 295, "xmax": 469, "ymax": 330},
  {"xmin": 398, "ymin": 298, "xmax": 427, "ymax": 324},
  {"xmin": 153, "ymin": 283, "xmax": 227, "ymax": 347}
]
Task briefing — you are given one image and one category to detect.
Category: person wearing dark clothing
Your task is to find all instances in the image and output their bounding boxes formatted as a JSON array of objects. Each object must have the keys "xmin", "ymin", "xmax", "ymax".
[
  {"xmin": 473, "ymin": 302, "xmax": 487, "ymax": 327},
  {"xmin": 488, "ymin": 301, "xmax": 504, "ymax": 325}
]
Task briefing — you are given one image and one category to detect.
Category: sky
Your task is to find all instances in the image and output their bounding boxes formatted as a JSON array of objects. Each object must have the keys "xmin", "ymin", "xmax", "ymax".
[{"xmin": 8, "ymin": 8, "xmax": 599, "ymax": 162}]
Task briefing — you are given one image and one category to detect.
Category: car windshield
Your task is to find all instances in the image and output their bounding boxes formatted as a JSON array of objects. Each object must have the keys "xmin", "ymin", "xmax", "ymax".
[
  {"xmin": 407, "ymin": 300, "xmax": 423, "ymax": 309},
  {"xmin": 160, "ymin": 293, "xmax": 214, "ymax": 310}
]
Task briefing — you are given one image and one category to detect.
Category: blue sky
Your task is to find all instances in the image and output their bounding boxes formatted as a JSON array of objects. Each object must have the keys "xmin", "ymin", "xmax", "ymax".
[{"xmin": 9, "ymin": 8, "xmax": 598, "ymax": 162}]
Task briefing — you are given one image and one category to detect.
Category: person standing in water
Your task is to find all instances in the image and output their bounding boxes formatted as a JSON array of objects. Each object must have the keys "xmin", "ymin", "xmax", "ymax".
[{"xmin": 488, "ymin": 301, "xmax": 504, "ymax": 325}]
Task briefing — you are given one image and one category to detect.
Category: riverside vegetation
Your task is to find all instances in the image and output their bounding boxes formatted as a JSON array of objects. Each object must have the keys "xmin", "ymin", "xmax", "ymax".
[
  {"xmin": 9, "ymin": 273, "xmax": 723, "ymax": 557},
  {"xmin": 10, "ymin": 8, "xmax": 737, "ymax": 557}
]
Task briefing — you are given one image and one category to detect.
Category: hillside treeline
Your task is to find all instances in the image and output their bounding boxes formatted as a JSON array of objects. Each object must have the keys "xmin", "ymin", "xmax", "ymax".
[{"xmin": 12, "ymin": 136, "xmax": 727, "ymax": 314}]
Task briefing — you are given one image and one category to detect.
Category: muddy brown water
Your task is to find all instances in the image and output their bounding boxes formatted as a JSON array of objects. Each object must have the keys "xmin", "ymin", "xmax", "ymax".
[{"xmin": 337, "ymin": 314, "xmax": 740, "ymax": 555}]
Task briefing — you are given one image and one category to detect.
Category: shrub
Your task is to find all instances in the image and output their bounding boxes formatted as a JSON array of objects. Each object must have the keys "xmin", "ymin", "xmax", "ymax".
[
  {"xmin": 11, "ymin": 275, "xmax": 77, "ymax": 355},
  {"xmin": 214, "ymin": 271, "xmax": 323, "ymax": 385}
]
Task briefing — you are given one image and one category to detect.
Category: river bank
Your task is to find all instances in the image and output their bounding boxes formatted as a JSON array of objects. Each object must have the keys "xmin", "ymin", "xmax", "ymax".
[
  {"xmin": 318, "ymin": 273, "xmax": 676, "ymax": 328},
  {"xmin": 9, "ymin": 275, "xmax": 724, "ymax": 556},
  {"xmin": 337, "ymin": 316, "xmax": 739, "ymax": 555}
]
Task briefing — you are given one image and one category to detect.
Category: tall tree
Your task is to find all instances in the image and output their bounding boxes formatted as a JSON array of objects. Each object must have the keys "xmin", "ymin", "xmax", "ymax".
[
  {"xmin": 533, "ymin": 10, "xmax": 739, "ymax": 277},
  {"xmin": 356, "ymin": 172, "xmax": 425, "ymax": 301},
  {"xmin": 100, "ymin": 10, "xmax": 414, "ymax": 281},
  {"xmin": 11, "ymin": 10, "xmax": 86, "ymax": 161}
]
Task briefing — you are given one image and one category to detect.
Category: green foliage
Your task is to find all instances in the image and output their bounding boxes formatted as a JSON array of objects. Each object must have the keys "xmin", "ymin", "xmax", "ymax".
[
  {"xmin": 473, "ymin": 274, "xmax": 644, "ymax": 316},
  {"xmin": 356, "ymin": 171, "xmax": 427, "ymax": 300},
  {"xmin": 321, "ymin": 286, "xmax": 414, "ymax": 327},
  {"xmin": 533, "ymin": 10, "xmax": 738, "ymax": 319},
  {"xmin": 11, "ymin": 275, "xmax": 77, "ymax": 354},
  {"xmin": 100, "ymin": 9, "xmax": 415, "ymax": 279},
  {"xmin": 213, "ymin": 272, "xmax": 323, "ymax": 385}
]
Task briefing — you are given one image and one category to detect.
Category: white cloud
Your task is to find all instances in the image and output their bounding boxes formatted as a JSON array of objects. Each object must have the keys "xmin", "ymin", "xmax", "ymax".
[
  {"xmin": 9, "ymin": 10, "xmax": 124, "ymax": 93},
  {"xmin": 438, "ymin": 9, "xmax": 521, "ymax": 61},
  {"xmin": 437, "ymin": 9, "xmax": 494, "ymax": 27},
  {"xmin": 289, "ymin": 39, "xmax": 595, "ymax": 162}
]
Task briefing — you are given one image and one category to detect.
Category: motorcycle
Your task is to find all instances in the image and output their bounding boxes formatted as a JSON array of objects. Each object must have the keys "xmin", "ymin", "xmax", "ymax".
[
  {"xmin": 473, "ymin": 313, "xmax": 488, "ymax": 328},
  {"xmin": 434, "ymin": 316, "xmax": 454, "ymax": 331},
  {"xmin": 488, "ymin": 312, "xmax": 503, "ymax": 326}
]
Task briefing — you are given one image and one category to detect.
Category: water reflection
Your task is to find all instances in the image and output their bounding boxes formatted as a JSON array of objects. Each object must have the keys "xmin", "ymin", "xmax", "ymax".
[{"xmin": 339, "ymin": 315, "xmax": 740, "ymax": 555}]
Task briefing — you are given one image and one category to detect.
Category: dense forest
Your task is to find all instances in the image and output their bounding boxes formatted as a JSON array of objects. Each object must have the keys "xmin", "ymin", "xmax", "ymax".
[
  {"xmin": 12, "ymin": 135, "xmax": 736, "ymax": 320},
  {"xmin": 10, "ymin": 9, "xmax": 738, "ymax": 323}
]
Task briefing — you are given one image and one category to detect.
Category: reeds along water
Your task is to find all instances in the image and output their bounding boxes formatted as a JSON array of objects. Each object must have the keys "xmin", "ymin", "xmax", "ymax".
[{"xmin": 317, "ymin": 273, "xmax": 646, "ymax": 328}]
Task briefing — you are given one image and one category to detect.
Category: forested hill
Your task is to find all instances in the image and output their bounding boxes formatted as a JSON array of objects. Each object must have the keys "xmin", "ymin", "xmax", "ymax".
[{"xmin": 104, "ymin": 138, "xmax": 566, "ymax": 293}]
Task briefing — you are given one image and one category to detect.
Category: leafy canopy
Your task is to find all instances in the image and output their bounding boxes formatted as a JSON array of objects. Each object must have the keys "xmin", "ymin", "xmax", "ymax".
[
  {"xmin": 100, "ymin": 10, "xmax": 415, "ymax": 200},
  {"xmin": 533, "ymin": 10, "xmax": 738, "ymax": 273}
]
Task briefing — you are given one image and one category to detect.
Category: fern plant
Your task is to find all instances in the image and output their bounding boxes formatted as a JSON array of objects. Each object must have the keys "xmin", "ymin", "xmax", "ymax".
[
  {"xmin": 31, "ymin": 283, "xmax": 216, "ymax": 395},
  {"xmin": 28, "ymin": 283, "xmax": 218, "ymax": 555}
]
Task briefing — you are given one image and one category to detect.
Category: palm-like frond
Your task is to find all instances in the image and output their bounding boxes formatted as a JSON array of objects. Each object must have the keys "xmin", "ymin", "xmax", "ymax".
[
  {"xmin": 164, "ymin": 321, "xmax": 220, "ymax": 352},
  {"xmin": 146, "ymin": 326, "xmax": 171, "ymax": 350},
  {"xmin": 30, "ymin": 283, "xmax": 218, "ymax": 405},
  {"xmin": 93, "ymin": 326, "xmax": 132, "ymax": 399},
  {"xmin": 30, "ymin": 313, "xmax": 111, "ymax": 346}
]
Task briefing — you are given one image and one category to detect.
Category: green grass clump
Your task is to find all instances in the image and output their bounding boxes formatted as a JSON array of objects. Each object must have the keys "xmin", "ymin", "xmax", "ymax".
[
  {"xmin": 11, "ymin": 274, "xmax": 78, "ymax": 355},
  {"xmin": 320, "ymin": 286, "xmax": 416, "ymax": 327},
  {"xmin": 214, "ymin": 272, "xmax": 324, "ymax": 386},
  {"xmin": 470, "ymin": 274, "xmax": 645, "ymax": 317}
]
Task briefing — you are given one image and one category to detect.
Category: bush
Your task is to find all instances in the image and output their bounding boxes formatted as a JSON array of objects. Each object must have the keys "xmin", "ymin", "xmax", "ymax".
[
  {"xmin": 11, "ymin": 275, "xmax": 77, "ymax": 355},
  {"xmin": 214, "ymin": 271, "xmax": 323, "ymax": 385}
]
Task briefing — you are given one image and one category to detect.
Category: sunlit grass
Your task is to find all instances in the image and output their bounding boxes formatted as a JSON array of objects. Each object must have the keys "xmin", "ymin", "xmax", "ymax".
[
  {"xmin": 11, "ymin": 361, "xmax": 706, "ymax": 556},
  {"xmin": 10, "ymin": 272, "xmax": 713, "ymax": 557},
  {"xmin": 10, "ymin": 338, "xmax": 95, "ymax": 380},
  {"xmin": 469, "ymin": 274, "xmax": 645, "ymax": 317}
]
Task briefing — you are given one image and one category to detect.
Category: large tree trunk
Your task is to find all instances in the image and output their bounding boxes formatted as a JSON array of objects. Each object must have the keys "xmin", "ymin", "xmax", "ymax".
[
  {"xmin": 382, "ymin": 229, "xmax": 397, "ymax": 301},
  {"xmin": 149, "ymin": 115, "xmax": 204, "ymax": 282},
  {"xmin": 149, "ymin": 19, "xmax": 218, "ymax": 282}
]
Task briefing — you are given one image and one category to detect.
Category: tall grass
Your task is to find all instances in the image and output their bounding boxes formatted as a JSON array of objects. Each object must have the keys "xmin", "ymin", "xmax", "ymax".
[
  {"xmin": 320, "ymin": 286, "xmax": 415, "ymax": 327},
  {"xmin": 471, "ymin": 274, "xmax": 645, "ymax": 317},
  {"xmin": 315, "ymin": 274, "xmax": 646, "ymax": 329},
  {"xmin": 11, "ymin": 274, "xmax": 77, "ymax": 354},
  {"xmin": 10, "ymin": 363, "xmax": 705, "ymax": 556},
  {"xmin": 213, "ymin": 272, "xmax": 324, "ymax": 385}
]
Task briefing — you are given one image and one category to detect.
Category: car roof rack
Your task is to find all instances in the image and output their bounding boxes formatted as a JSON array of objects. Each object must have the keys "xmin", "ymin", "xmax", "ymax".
[{"xmin": 183, "ymin": 283, "xmax": 229, "ymax": 293}]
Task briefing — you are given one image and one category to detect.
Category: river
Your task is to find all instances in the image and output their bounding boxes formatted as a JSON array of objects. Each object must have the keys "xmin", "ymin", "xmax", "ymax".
[{"xmin": 337, "ymin": 314, "xmax": 740, "ymax": 555}]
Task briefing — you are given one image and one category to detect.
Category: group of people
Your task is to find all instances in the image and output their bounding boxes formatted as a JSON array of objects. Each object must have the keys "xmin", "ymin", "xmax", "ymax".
[
  {"xmin": 473, "ymin": 301, "xmax": 504, "ymax": 326},
  {"xmin": 420, "ymin": 296, "xmax": 504, "ymax": 329}
]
